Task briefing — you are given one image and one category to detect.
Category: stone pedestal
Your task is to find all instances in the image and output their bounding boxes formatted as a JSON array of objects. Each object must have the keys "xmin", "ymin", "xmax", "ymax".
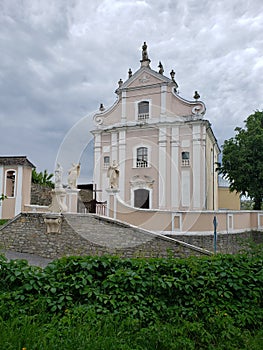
[
  {"xmin": 44, "ymin": 213, "xmax": 62, "ymax": 234},
  {"xmin": 66, "ymin": 188, "xmax": 80, "ymax": 213},
  {"xmin": 49, "ymin": 188, "xmax": 68, "ymax": 213},
  {"xmin": 106, "ymin": 188, "xmax": 120, "ymax": 219}
]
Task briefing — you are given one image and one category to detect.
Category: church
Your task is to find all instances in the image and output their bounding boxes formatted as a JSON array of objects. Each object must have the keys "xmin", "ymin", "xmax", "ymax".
[{"xmin": 92, "ymin": 42, "xmax": 220, "ymax": 211}]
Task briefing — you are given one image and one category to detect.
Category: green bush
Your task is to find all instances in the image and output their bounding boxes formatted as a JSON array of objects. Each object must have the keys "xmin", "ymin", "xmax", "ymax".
[{"xmin": 0, "ymin": 252, "xmax": 262, "ymax": 349}]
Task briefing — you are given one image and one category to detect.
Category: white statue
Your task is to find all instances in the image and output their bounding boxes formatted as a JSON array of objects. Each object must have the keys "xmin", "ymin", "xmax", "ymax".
[
  {"xmin": 68, "ymin": 163, "xmax": 80, "ymax": 189},
  {"xmin": 107, "ymin": 160, "xmax": 119, "ymax": 189},
  {"xmin": 55, "ymin": 163, "xmax": 63, "ymax": 189}
]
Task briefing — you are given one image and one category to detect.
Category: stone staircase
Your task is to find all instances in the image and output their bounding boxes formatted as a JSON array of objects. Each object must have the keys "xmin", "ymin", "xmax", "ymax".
[
  {"xmin": 64, "ymin": 213, "xmax": 159, "ymax": 249},
  {"xmin": 63, "ymin": 213, "xmax": 212, "ymax": 255}
]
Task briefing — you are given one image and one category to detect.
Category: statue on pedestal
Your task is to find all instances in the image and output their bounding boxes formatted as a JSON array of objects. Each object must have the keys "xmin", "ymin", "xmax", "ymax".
[
  {"xmin": 55, "ymin": 163, "xmax": 63, "ymax": 189},
  {"xmin": 107, "ymin": 161, "xmax": 119, "ymax": 189},
  {"xmin": 68, "ymin": 163, "xmax": 81, "ymax": 189}
]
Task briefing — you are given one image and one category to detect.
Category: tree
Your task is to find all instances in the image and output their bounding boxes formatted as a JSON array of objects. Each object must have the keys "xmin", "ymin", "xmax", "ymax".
[
  {"xmin": 218, "ymin": 110, "xmax": 263, "ymax": 210},
  {"xmin": 32, "ymin": 168, "xmax": 54, "ymax": 188},
  {"xmin": 0, "ymin": 194, "xmax": 6, "ymax": 202}
]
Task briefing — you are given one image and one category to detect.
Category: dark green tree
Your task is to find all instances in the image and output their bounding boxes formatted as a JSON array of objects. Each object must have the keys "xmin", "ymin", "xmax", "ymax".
[
  {"xmin": 219, "ymin": 110, "xmax": 263, "ymax": 210},
  {"xmin": 32, "ymin": 168, "xmax": 54, "ymax": 188},
  {"xmin": 0, "ymin": 194, "xmax": 6, "ymax": 202}
]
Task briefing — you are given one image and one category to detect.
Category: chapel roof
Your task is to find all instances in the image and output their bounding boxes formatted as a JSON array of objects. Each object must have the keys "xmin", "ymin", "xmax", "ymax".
[{"xmin": 0, "ymin": 156, "xmax": 35, "ymax": 168}]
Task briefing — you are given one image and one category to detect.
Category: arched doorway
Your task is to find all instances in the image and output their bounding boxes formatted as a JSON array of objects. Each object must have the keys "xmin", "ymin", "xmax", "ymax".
[{"xmin": 134, "ymin": 188, "xmax": 149, "ymax": 209}]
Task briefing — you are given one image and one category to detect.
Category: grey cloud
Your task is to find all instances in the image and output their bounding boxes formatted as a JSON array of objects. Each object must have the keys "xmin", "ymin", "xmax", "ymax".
[{"xmin": 0, "ymin": 0, "xmax": 262, "ymax": 180}]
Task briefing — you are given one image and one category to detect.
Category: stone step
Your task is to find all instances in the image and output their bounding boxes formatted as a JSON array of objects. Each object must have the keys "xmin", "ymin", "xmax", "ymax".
[{"xmin": 64, "ymin": 214, "xmax": 156, "ymax": 249}]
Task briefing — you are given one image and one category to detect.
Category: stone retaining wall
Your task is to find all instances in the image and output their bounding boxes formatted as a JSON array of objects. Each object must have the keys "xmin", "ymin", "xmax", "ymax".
[
  {"xmin": 0, "ymin": 213, "xmax": 210, "ymax": 259},
  {"xmin": 1, "ymin": 213, "xmax": 261, "ymax": 260},
  {"xmin": 31, "ymin": 183, "xmax": 52, "ymax": 206},
  {"xmin": 166, "ymin": 231, "xmax": 262, "ymax": 254}
]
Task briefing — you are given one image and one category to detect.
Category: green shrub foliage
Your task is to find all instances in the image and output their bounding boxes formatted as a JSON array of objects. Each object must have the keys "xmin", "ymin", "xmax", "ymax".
[{"xmin": 0, "ymin": 252, "xmax": 262, "ymax": 349}]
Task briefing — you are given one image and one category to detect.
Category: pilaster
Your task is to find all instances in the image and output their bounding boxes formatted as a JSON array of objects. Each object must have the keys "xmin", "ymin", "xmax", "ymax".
[
  {"xmin": 118, "ymin": 129, "xmax": 126, "ymax": 199},
  {"xmin": 171, "ymin": 126, "xmax": 180, "ymax": 209},
  {"xmin": 158, "ymin": 127, "xmax": 167, "ymax": 209},
  {"xmin": 160, "ymin": 85, "xmax": 167, "ymax": 117},
  {"xmin": 15, "ymin": 166, "xmax": 23, "ymax": 215},
  {"xmin": 93, "ymin": 132, "xmax": 102, "ymax": 201},
  {"xmin": 111, "ymin": 132, "xmax": 118, "ymax": 163},
  {"xmin": 0, "ymin": 166, "xmax": 3, "ymax": 219},
  {"xmin": 192, "ymin": 124, "xmax": 206, "ymax": 209},
  {"xmin": 121, "ymin": 91, "xmax": 126, "ymax": 123}
]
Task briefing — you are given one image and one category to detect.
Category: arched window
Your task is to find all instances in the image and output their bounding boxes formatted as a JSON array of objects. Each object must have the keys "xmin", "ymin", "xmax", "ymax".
[
  {"xmin": 138, "ymin": 101, "xmax": 149, "ymax": 120},
  {"xmin": 5, "ymin": 170, "xmax": 16, "ymax": 197},
  {"xmin": 137, "ymin": 147, "xmax": 148, "ymax": 168},
  {"xmin": 134, "ymin": 189, "xmax": 149, "ymax": 209}
]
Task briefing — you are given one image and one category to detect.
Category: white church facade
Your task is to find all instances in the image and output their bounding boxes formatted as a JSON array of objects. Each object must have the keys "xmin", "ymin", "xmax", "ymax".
[{"xmin": 92, "ymin": 43, "xmax": 220, "ymax": 211}]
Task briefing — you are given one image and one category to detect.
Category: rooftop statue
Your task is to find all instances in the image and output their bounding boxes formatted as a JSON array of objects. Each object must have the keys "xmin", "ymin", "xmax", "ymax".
[{"xmin": 140, "ymin": 42, "xmax": 151, "ymax": 66}]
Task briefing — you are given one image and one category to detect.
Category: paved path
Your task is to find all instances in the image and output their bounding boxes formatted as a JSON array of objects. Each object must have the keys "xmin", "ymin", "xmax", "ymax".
[{"xmin": 1, "ymin": 250, "xmax": 52, "ymax": 268}]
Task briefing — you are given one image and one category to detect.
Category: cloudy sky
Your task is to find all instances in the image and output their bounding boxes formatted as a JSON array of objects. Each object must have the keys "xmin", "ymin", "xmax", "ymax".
[{"xmin": 1, "ymin": 0, "xmax": 262, "ymax": 183}]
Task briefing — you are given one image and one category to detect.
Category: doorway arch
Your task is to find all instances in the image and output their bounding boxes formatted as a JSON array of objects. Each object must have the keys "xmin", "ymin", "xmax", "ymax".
[{"xmin": 134, "ymin": 188, "xmax": 149, "ymax": 209}]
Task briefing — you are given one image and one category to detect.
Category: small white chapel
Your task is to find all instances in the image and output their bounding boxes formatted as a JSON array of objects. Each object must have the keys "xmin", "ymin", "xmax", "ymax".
[{"xmin": 91, "ymin": 42, "xmax": 221, "ymax": 211}]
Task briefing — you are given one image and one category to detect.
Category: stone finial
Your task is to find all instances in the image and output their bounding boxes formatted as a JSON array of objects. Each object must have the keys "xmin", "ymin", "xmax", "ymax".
[
  {"xmin": 128, "ymin": 68, "xmax": 132, "ymax": 78},
  {"xmin": 158, "ymin": 61, "xmax": 164, "ymax": 74},
  {"xmin": 140, "ymin": 41, "xmax": 151, "ymax": 67},
  {"xmin": 118, "ymin": 78, "xmax": 123, "ymax": 87},
  {"xmin": 99, "ymin": 103, "xmax": 105, "ymax": 111},
  {"xmin": 170, "ymin": 69, "xmax": 175, "ymax": 81},
  {"xmin": 193, "ymin": 91, "xmax": 200, "ymax": 100}
]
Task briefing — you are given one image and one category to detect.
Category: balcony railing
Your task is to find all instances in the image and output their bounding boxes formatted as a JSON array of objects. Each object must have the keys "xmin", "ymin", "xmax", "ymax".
[
  {"xmin": 138, "ymin": 113, "xmax": 149, "ymax": 120},
  {"xmin": 182, "ymin": 159, "xmax": 190, "ymax": 166},
  {"xmin": 136, "ymin": 160, "xmax": 148, "ymax": 168}
]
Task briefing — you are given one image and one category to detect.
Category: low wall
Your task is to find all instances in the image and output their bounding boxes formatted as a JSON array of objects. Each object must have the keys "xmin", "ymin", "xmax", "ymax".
[
  {"xmin": 166, "ymin": 231, "xmax": 262, "ymax": 254},
  {"xmin": 109, "ymin": 194, "xmax": 263, "ymax": 235}
]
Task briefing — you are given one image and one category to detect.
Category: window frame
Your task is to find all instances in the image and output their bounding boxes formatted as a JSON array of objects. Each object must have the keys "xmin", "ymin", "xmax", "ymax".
[
  {"xmin": 135, "ymin": 99, "xmax": 151, "ymax": 121},
  {"xmin": 133, "ymin": 144, "xmax": 151, "ymax": 168},
  {"xmin": 103, "ymin": 156, "xmax": 110, "ymax": 169},
  {"xmin": 5, "ymin": 169, "xmax": 16, "ymax": 198},
  {"xmin": 181, "ymin": 151, "xmax": 190, "ymax": 166}
]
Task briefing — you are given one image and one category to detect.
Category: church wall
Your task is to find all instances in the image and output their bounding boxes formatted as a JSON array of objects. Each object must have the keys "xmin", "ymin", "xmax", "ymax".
[
  {"xmin": 98, "ymin": 101, "xmax": 122, "ymax": 126},
  {"xmin": 167, "ymin": 91, "xmax": 198, "ymax": 117},
  {"xmin": 125, "ymin": 128, "xmax": 159, "ymax": 207},
  {"xmin": 125, "ymin": 85, "xmax": 161, "ymax": 122}
]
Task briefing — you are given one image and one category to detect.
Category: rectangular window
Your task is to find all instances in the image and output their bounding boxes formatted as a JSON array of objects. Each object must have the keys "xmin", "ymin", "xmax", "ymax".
[
  {"xmin": 103, "ymin": 156, "xmax": 110, "ymax": 169},
  {"xmin": 182, "ymin": 152, "xmax": 190, "ymax": 166},
  {"xmin": 138, "ymin": 101, "xmax": 149, "ymax": 120},
  {"xmin": 6, "ymin": 170, "xmax": 16, "ymax": 197},
  {"xmin": 137, "ymin": 147, "xmax": 148, "ymax": 167}
]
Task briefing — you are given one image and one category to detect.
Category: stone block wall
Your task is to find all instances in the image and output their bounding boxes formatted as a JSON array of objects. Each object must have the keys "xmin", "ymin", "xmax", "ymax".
[
  {"xmin": 0, "ymin": 213, "xmax": 210, "ymax": 259},
  {"xmin": 166, "ymin": 231, "xmax": 263, "ymax": 254},
  {"xmin": 1, "ymin": 213, "xmax": 261, "ymax": 260},
  {"xmin": 31, "ymin": 183, "xmax": 52, "ymax": 206}
]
